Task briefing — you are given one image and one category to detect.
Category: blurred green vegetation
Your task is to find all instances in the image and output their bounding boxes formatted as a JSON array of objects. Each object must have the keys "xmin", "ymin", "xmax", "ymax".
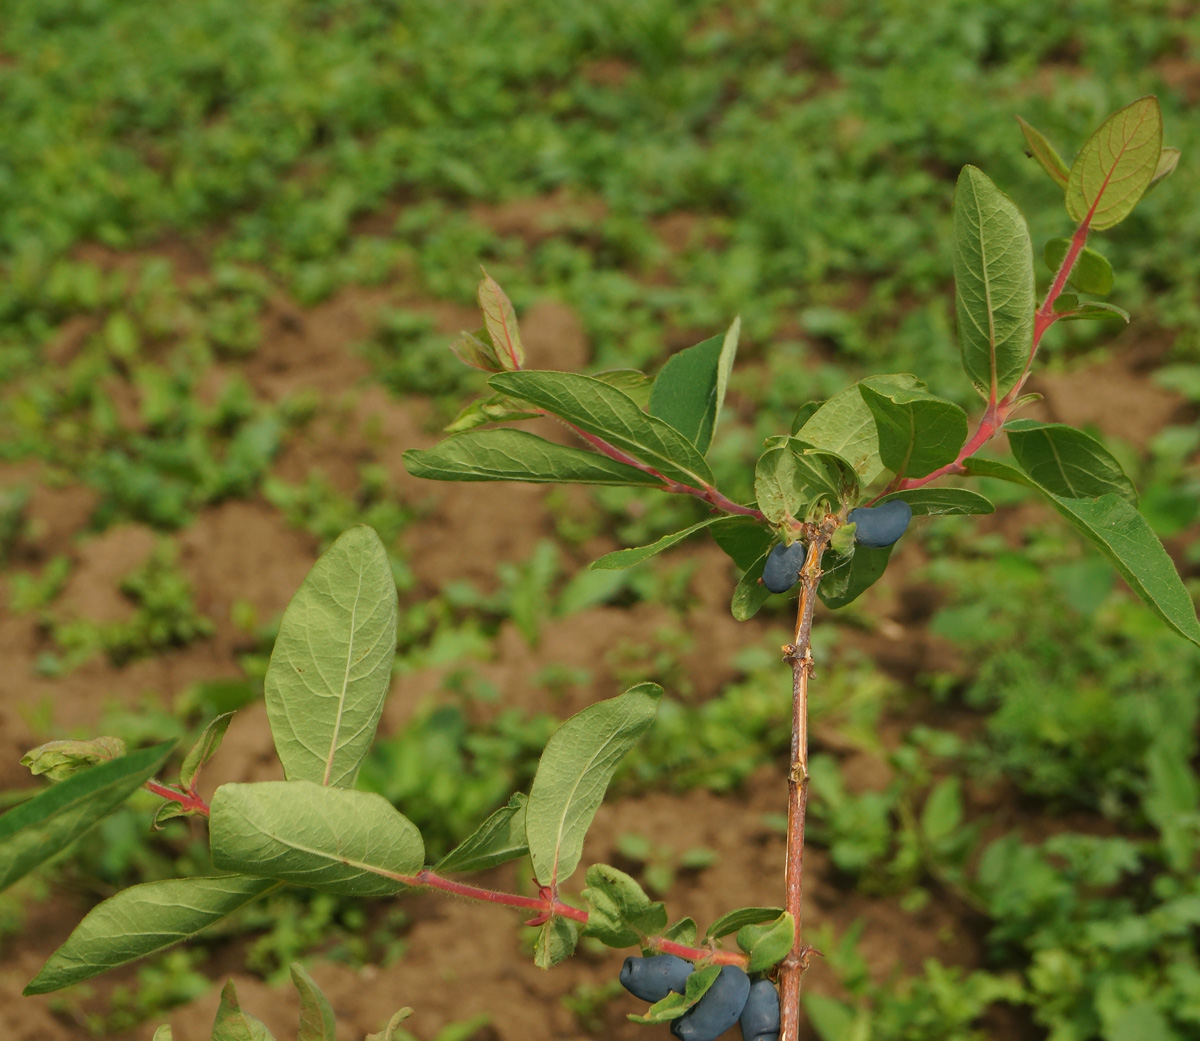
[{"xmin": 1, "ymin": 1, "xmax": 1198, "ymax": 1038}]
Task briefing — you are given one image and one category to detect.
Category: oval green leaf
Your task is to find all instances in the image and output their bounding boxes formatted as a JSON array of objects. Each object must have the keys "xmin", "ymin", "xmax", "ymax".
[
  {"xmin": 265, "ymin": 526, "xmax": 398, "ymax": 788},
  {"xmin": 1043, "ymin": 238, "xmax": 1114, "ymax": 296},
  {"xmin": 859, "ymin": 378, "xmax": 969, "ymax": 479},
  {"xmin": 1004, "ymin": 420, "xmax": 1137, "ymax": 504},
  {"xmin": 25, "ymin": 875, "xmax": 279, "ymax": 994},
  {"xmin": 1066, "ymin": 96, "xmax": 1163, "ymax": 231},
  {"xmin": 434, "ymin": 793, "xmax": 528, "ymax": 874},
  {"xmin": 210, "ymin": 781, "xmax": 424, "ymax": 895},
  {"xmin": 526, "ymin": 684, "xmax": 661, "ymax": 887},
  {"xmin": 648, "ymin": 318, "xmax": 740, "ymax": 454},
  {"xmin": 705, "ymin": 905, "xmax": 785, "ymax": 940},
  {"xmin": 881, "ymin": 488, "xmax": 994, "ymax": 516}
]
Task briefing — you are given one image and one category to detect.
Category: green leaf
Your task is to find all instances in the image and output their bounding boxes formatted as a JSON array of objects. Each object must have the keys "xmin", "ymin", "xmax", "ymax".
[
  {"xmin": 754, "ymin": 443, "xmax": 802, "ymax": 526},
  {"xmin": 490, "ymin": 371, "xmax": 714, "ymax": 487},
  {"xmin": 25, "ymin": 875, "xmax": 279, "ymax": 994},
  {"xmin": 1058, "ymin": 301, "xmax": 1130, "ymax": 323},
  {"xmin": 593, "ymin": 369, "xmax": 654, "ymax": 409},
  {"xmin": 526, "ymin": 685, "xmax": 661, "ymax": 886},
  {"xmin": 1016, "ymin": 115, "xmax": 1070, "ymax": 188},
  {"xmin": 797, "ymin": 377, "xmax": 918, "ymax": 484},
  {"xmin": 881, "ymin": 488, "xmax": 994, "ymax": 516},
  {"xmin": 1066, "ymin": 96, "xmax": 1163, "ymax": 231},
  {"xmin": 434, "ymin": 793, "xmax": 528, "ymax": 874},
  {"xmin": 210, "ymin": 781, "xmax": 424, "ymax": 895},
  {"xmin": 1053, "ymin": 293, "xmax": 1079, "ymax": 313},
  {"xmin": 660, "ymin": 917, "xmax": 697, "ymax": 948},
  {"xmin": 582, "ymin": 863, "xmax": 668, "ymax": 947},
  {"xmin": 731, "ymin": 550, "xmax": 772, "ymax": 620},
  {"xmin": 590, "ymin": 518, "xmax": 724, "ymax": 571},
  {"xmin": 805, "ymin": 994, "xmax": 860, "ymax": 1041},
  {"xmin": 648, "ymin": 318, "xmax": 740, "ymax": 454},
  {"xmin": 1043, "ymin": 238, "xmax": 1115, "ymax": 296},
  {"xmin": 1148, "ymin": 146, "xmax": 1181, "ymax": 190},
  {"xmin": 964, "ymin": 458, "xmax": 1200, "ymax": 647},
  {"xmin": 818, "ymin": 544, "xmax": 894, "ymax": 610},
  {"xmin": 365, "ymin": 1009, "xmax": 414, "ymax": 1041},
  {"xmin": 736, "ymin": 911, "xmax": 794, "ymax": 973},
  {"xmin": 292, "ymin": 963, "xmax": 336, "ymax": 1041},
  {"xmin": 533, "ymin": 916, "xmax": 579, "ymax": 969},
  {"xmin": 631, "ymin": 965, "xmax": 720, "ymax": 1024},
  {"xmin": 1005, "ymin": 420, "xmax": 1137, "ymax": 504},
  {"xmin": 20, "ymin": 736, "xmax": 127, "ymax": 783},
  {"xmin": 920, "ymin": 778, "xmax": 964, "ymax": 845},
  {"xmin": 212, "ymin": 979, "xmax": 276, "ymax": 1041},
  {"xmin": 0, "ymin": 741, "xmax": 174, "ymax": 892},
  {"xmin": 153, "ymin": 1027, "xmax": 173, "ymax": 1041},
  {"xmin": 953, "ymin": 166, "xmax": 1036, "ymax": 402},
  {"xmin": 403, "ymin": 429, "xmax": 662, "ymax": 486},
  {"xmin": 179, "ymin": 713, "xmax": 234, "ymax": 791},
  {"xmin": 754, "ymin": 439, "xmax": 853, "ymax": 526},
  {"xmin": 443, "ymin": 393, "xmax": 540, "ymax": 433},
  {"xmin": 858, "ymin": 378, "xmax": 969, "ymax": 479},
  {"xmin": 789, "ymin": 400, "xmax": 824, "ymax": 435},
  {"xmin": 710, "ymin": 517, "xmax": 774, "ymax": 572},
  {"xmin": 477, "ymin": 271, "xmax": 524, "ymax": 370},
  {"xmin": 705, "ymin": 906, "xmax": 785, "ymax": 940},
  {"xmin": 264, "ymin": 526, "xmax": 397, "ymax": 788},
  {"xmin": 447, "ymin": 330, "xmax": 502, "ymax": 373},
  {"xmin": 1143, "ymin": 742, "xmax": 1198, "ymax": 873}
]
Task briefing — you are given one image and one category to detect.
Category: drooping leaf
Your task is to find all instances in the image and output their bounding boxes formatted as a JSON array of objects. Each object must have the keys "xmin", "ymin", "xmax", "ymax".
[
  {"xmin": 490, "ymin": 371, "xmax": 714, "ymax": 487},
  {"xmin": 731, "ymin": 550, "xmax": 772, "ymax": 620},
  {"xmin": 25, "ymin": 875, "xmax": 279, "ymax": 994},
  {"xmin": 797, "ymin": 377, "xmax": 918, "ymax": 484},
  {"xmin": 858, "ymin": 378, "xmax": 969, "ymax": 479},
  {"xmin": 964, "ymin": 458, "xmax": 1200, "ymax": 647},
  {"xmin": 1015, "ymin": 115, "xmax": 1071, "ymax": 188},
  {"xmin": 648, "ymin": 318, "xmax": 740, "ymax": 454},
  {"xmin": 881, "ymin": 488, "xmax": 994, "ymax": 516},
  {"xmin": 1043, "ymin": 238, "xmax": 1114, "ymax": 296},
  {"xmin": 582, "ymin": 864, "xmax": 668, "ymax": 947},
  {"xmin": 953, "ymin": 166, "xmax": 1036, "ymax": 402},
  {"xmin": 818, "ymin": 544, "xmax": 894, "ymax": 610},
  {"xmin": 403, "ymin": 429, "xmax": 663, "ymax": 486},
  {"xmin": 533, "ymin": 916, "xmax": 579, "ymax": 969},
  {"xmin": 212, "ymin": 979, "xmax": 276, "ymax": 1041},
  {"xmin": 590, "ymin": 518, "xmax": 724, "ymax": 571},
  {"xmin": 736, "ymin": 911, "xmax": 794, "ymax": 973},
  {"xmin": 210, "ymin": 781, "xmax": 424, "ymax": 895},
  {"xmin": 1148, "ymin": 146, "xmax": 1181, "ymax": 191},
  {"xmin": 710, "ymin": 517, "xmax": 775, "ymax": 572},
  {"xmin": 0, "ymin": 741, "xmax": 175, "ymax": 892},
  {"xmin": 435, "ymin": 793, "xmax": 528, "ymax": 874},
  {"xmin": 630, "ymin": 965, "xmax": 721, "ymax": 1024},
  {"xmin": 264, "ymin": 526, "xmax": 397, "ymax": 789},
  {"xmin": 1057, "ymin": 301, "xmax": 1130, "ymax": 323},
  {"xmin": 1066, "ymin": 96, "xmax": 1163, "ymax": 231},
  {"xmin": 705, "ymin": 906, "xmax": 786, "ymax": 940},
  {"xmin": 1004, "ymin": 420, "xmax": 1137, "ymax": 504},
  {"xmin": 526, "ymin": 685, "xmax": 661, "ymax": 887},
  {"xmin": 292, "ymin": 963, "xmax": 337, "ymax": 1041},
  {"xmin": 179, "ymin": 713, "xmax": 235, "ymax": 791},
  {"xmin": 20, "ymin": 736, "xmax": 127, "ymax": 783},
  {"xmin": 477, "ymin": 271, "xmax": 525, "ymax": 370}
]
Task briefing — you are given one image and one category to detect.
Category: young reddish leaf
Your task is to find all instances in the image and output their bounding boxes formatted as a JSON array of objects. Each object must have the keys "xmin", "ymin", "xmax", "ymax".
[
  {"xmin": 448, "ymin": 330, "xmax": 503, "ymax": 372},
  {"xmin": 1016, "ymin": 115, "xmax": 1070, "ymax": 188},
  {"xmin": 478, "ymin": 271, "xmax": 525, "ymax": 371},
  {"xmin": 1066, "ymin": 96, "xmax": 1163, "ymax": 231}
]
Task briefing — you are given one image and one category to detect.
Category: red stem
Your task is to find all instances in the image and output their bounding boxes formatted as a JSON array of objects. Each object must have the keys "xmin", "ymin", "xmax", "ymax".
[{"xmin": 144, "ymin": 780, "xmax": 210, "ymax": 817}]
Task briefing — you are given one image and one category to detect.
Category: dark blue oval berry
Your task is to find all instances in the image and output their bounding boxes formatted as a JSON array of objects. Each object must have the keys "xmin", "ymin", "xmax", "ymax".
[
  {"xmin": 670, "ymin": 965, "xmax": 751, "ymax": 1041},
  {"xmin": 847, "ymin": 498, "xmax": 912, "ymax": 548},
  {"xmin": 762, "ymin": 540, "xmax": 805, "ymax": 594},
  {"xmin": 738, "ymin": 979, "xmax": 780, "ymax": 1041},
  {"xmin": 619, "ymin": 954, "xmax": 694, "ymax": 1003}
]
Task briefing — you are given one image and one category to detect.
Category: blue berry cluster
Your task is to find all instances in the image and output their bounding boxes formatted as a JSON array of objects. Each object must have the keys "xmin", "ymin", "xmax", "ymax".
[{"xmin": 620, "ymin": 955, "xmax": 780, "ymax": 1041}]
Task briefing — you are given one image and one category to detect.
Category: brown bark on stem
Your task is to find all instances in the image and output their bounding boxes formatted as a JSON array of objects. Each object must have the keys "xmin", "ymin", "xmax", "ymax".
[{"xmin": 777, "ymin": 517, "xmax": 835, "ymax": 1041}]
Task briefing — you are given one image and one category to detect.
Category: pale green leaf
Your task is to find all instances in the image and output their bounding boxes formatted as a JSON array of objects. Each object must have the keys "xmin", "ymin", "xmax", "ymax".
[
  {"xmin": 152, "ymin": 1026, "xmax": 173, "ymax": 1041},
  {"xmin": 1016, "ymin": 115, "xmax": 1070, "ymax": 188},
  {"xmin": 737, "ymin": 910, "xmax": 793, "ymax": 973},
  {"xmin": 592, "ymin": 369, "xmax": 654, "ymax": 408},
  {"xmin": 705, "ymin": 906, "xmax": 785, "ymax": 940},
  {"xmin": 1066, "ymin": 96, "xmax": 1163, "ymax": 231},
  {"xmin": 26, "ymin": 876, "xmax": 279, "ymax": 994},
  {"xmin": 403, "ymin": 428, "xmax": 663, "ymax": 486},
  {"xmin": 1005, "ymin": 420, "xmax": 1137, "ymax": 504},
  {"xmin": 0, "ymin": 741, "xmax": 175, "ymax": 892},
  {"xmin": 953, "ymin": 165, "xmax": 1036, "ymax": 401},
  {"xmin": 20, "ymin": 736, "xmax": 126, "ymax": 783},
  {"xmin": 582, "ymin": 863, "xmax": 667, "ymax": 947},
  {"xmin": 1148, "ymin": 146, "xmax": 1181, "ymax": 190},
  {"xmin": 435, "ymin": 793, "xmax": 528, "ymax": 874},
  {"xmin": 858, "ymin": 378, "xmax": 969, "ymax": 479},
  {"xmin": 210, "ymin": 781, "xmax": 424, "ymax": 895},
  {"xmin": 533, "ymin": 916, "xmax": 579, "ymax": 969},
  {"xmin": 265, "ymin": 526, "xmax": 397, "ymax": 788},
  {"xmin": 292, "ymin": 963, "xmax": 336, "ymax": 1041},
  {"xmin": 797, "ymin": 377, "xmax": 919, "ymax": 485},
  {"xmin": 526, "ymin": 685, "xmax": 661, "ymax": 886},
  {"xmin": 443, "ymin": 393, "xmax": 540, "ymax": 433},
  {"xmin": 590, "ymin": 518, "xmax": 723, "ymax": 571},
  {"xmin": 489, "ymin": 371, "xmax": 714, "ymax": 487},
  {"xmin": 179, "ymin": 713, "xmax": 235, "ymax": 791},
  {"xmin": 213, "ymin": 979, "xmax": 276, "ymax": 1041},
  {"xmin": 365, "ymin": 1008, "xmax": 414, "ymax": 1041}
]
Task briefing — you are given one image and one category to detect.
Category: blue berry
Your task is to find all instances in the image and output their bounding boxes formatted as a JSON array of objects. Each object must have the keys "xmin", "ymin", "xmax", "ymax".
[
  {"xmin": 619, "ymin": 955, "xmax": 694, "ymax": 1003},
  {"xmin": 738, "ymin": 980, "xmax": 780, "ymax": 1041},
  {"xmin": 670, "ymin": 966, "xmax": 751, "ymax": 1041},
  {"xmin": 846, "ymin": 499, "xmax": 912, "ymax": 548},
  {"xmin": 762, "ymin": 541, "xmax": 805, "ymax": 594}
]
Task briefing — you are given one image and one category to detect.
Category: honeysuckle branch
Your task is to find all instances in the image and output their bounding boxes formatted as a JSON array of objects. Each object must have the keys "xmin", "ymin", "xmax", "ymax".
[
  {"xmin": 144, "ymin": 780, "xmax": 210, "ymax": 816},
  {"xmin": 777, "ymin": 516, "xmax": 835, "ymax": 1041},
  {"xmin": 898, "ymin": 216, "xmax": 1092, "ymax": 493}
]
